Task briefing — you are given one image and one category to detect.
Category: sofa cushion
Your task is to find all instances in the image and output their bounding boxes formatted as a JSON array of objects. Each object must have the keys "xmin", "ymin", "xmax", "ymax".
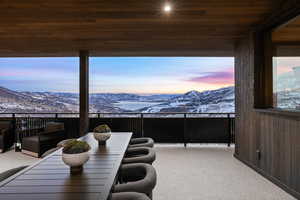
[
  {"xmin": 0, "ymin": 128, "xmax": 8, "ymax": 135},
  {"xmin": 0, "ymin": 134, "xmax": 3, "ymax": 142},
  {"xmin": 0, "ymin": 121, "xmax": 11, "ymax": 130},
  {"xmin": 23, "ymin": 133, "xmax": 62, "ymax": 144}
]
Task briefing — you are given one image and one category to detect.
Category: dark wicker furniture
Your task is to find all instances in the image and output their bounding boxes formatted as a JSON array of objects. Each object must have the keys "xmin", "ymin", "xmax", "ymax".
[
  {"xmin": 21, "ymin": 122, "xmax": 65, "ymax": 157},
  {"xmin": 0, "ymin": 121, "xmax": 14, "ymax": 153}
]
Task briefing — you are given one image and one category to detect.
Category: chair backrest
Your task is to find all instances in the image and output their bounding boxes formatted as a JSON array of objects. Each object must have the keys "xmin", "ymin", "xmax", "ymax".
[
  {"xmin": 45, "ymin": 122, "xmax": 64, "ymax": 132},
  {"xmin": 116, "ymin": 163, "xmax": 157, "ymax": 196},
  {"xmin": 112, "ymin": 192, "xmax": 151, "ymax": 200},
  {"xmin": 0, "ymin": 166, "xmax": 28, "ymax": 183}
]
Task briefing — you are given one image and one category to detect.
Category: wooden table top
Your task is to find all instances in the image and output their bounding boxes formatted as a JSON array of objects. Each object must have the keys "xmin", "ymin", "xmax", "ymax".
[{"xmin": 0, "ymin": 132, "xmax": 132, "ymax": 200}]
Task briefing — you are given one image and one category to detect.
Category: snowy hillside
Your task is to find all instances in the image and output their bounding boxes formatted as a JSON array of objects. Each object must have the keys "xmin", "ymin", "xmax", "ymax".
[
  {"xmin": 140, "ymin": 87, "xmax": 235, "ymax": 113},
  {"xmin": 0, "ymin": 86, "xmax": 235, "ymax": 113}
]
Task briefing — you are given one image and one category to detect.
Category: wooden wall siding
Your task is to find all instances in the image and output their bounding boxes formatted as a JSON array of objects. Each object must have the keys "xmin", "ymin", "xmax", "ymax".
[
  {"xmin": 0, "ymin": 0, "xmax": 276, "ymax": 56},
  {"xmin": 235, "ymin": 34, "xmax": 300, "ymax": 198},
  {"xmin": 235, "ymin": 36, "xmax": 259, "ymax": 165}
]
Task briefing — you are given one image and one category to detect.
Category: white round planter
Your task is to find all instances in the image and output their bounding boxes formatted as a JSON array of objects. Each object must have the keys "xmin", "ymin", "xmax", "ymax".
[
  {"xmin": 93, "ymin": 132, "xmax": 111, "ymax": 145},
  {"xmin": 62, "ymin": 152, "xmax": 90, "ymax": 174}
]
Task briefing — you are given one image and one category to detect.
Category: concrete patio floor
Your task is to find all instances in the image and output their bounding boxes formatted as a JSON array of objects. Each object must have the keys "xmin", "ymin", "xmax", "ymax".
[
  {"xmin": 0, "ymin": 145, "xmax": 296, "ymax": 200},
  {"xmin": 0, "ymin": 149, "xmax": 39, "ymax": 173},
  {"xmin": 153, "ymin": 145, "xmax": 296, "ymax": 200}
]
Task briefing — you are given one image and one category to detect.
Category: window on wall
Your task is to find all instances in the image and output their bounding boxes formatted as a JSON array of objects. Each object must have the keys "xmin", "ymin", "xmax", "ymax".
[
  {"xmin": 272, "ymin": 16, "xmax": 300, "ymax": 111},
  {"xmin": 273, "ymin": 57, "xmax": 300, "ymax": 110},
  {"xmin": 89, "ymin": 57, "xmax": 235, "ymax": 114},
  {"xmin": 0, "ymin": 57, "xmax": 79, "ymax": 113}
]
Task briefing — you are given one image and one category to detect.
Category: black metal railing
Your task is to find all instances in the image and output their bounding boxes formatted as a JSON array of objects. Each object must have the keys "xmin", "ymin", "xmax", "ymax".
[{"xmin": 0, "ymin": 112, "xmax": 235, "ymax": 147}]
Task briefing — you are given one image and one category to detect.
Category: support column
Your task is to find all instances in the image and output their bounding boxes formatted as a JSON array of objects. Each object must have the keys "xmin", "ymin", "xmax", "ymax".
[{"xmin": 79, "ymin": 50, "xmax": 89, "ymax": 136}]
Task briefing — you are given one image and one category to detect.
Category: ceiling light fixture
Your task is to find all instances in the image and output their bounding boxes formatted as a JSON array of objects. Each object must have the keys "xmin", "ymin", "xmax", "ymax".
[{"xmin": 164, "ymin": 3, "xmax": 172, "ymax": 12}]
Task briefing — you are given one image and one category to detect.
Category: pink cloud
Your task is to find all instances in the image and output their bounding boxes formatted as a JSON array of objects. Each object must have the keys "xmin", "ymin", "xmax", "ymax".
[
  {"xmin": 0, "ymin": 68, "xmax": 71, "ymax": 78},
  {"xmin": 0, "ymin": 69, "xmax": 43, "ymax": 77},
  {"xmin": 276, "ymin": 65, "xmax": 293, "ymax": 75},
  {"xmin": 187, "ymin": 69, "xmax": 234, "ymax": 85}
]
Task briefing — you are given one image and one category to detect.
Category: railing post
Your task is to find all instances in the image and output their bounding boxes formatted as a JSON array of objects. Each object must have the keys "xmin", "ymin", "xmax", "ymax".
[
  {"xmin": 227, "ymin": 113, "xmax": 231, "ymax": 147},
  {"xmin": 184, "ymin": 113, "xmax": 187, "ymax": 148},
  {"xmin": 12, "ymin": 113, "xmax": 20, "ymax": 152},
  {"xmin": 141, "ymin": 113, "xmax": 144, "ymax": 137},
  {"xmin": 12, "ymin": 113, "xmax": 16, "ymax": 136},
  {"xmin": 232, "ymin": 116, "xmax": 235, "ymax": 144},
  {"xmin": 55, "ymin": 113, "xmax": 58, "ymax": 119}
]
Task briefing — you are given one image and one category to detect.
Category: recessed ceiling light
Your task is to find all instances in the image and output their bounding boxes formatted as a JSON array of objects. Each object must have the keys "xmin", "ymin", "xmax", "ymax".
[{"xmin": 164, "ymin": 4, "xmax": 172, "ymax": 12}]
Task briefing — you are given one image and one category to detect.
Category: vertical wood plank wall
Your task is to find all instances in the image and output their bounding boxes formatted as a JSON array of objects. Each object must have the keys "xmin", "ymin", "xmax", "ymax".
[{"xmin": 234, "ymin": 35, "xmax": 300, "ymax": 199}]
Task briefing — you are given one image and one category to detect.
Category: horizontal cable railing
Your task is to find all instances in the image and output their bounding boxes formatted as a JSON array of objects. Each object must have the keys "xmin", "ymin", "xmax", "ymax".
[
  {"xmin": 0, "ymin": 112, "xmax": 235, "ymax": 118},
  {"xmin": 0, "ymin": 112, "xmax": 236, "ymax": 147}
]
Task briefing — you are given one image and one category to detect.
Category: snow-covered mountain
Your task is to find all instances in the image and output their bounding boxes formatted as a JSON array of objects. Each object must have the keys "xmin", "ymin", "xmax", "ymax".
[
  {"xmin": 0, "ymin": 86, "xmax": 235, "ymax": 113},
  {"xmin": 276, "ymin": 88, "xmax": 300, "ymax": 110},
  {"xmin": 274, "ymin": 66, "xmax": 300, "ymax": 110},
  {"xmin": 140, "ymin": 87, "xmax": 235, "ymax": 113},
  {"xmin": 0, "ymin": 87, "xmax": 79, "ymax": 113}
]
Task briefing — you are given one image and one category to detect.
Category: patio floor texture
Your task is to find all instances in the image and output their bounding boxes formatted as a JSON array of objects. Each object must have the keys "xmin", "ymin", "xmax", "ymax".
[
  {"xmin": 153, "ymin": 145, "xmax": 296, "ymax": 200},
  {"xmin": 0, "ymin": 145, "xmax": 296, "ymax": 200},
  {"xmin": 0, "ymin": 149, "xmax": 38, "ymax": 173}
]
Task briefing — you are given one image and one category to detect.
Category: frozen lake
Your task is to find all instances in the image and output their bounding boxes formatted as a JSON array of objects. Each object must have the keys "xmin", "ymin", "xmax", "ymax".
[{"xmin": 113, "ymin": 101, "xmax": 162, "ymax": 111}]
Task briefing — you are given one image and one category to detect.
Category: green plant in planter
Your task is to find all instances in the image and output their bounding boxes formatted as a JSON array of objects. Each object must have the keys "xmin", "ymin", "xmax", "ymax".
[
  {"xmin": 93, "ymin": 124, "xmax": 111, "ymax": 133},
  {"xmin": 62, "ymin": 140, "xmax": 91, "ymax": 154}
]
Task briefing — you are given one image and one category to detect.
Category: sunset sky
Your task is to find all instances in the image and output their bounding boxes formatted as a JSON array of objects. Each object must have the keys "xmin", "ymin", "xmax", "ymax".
[
  {"xmin": 0, "ymin": 57, "xmax": 234, "ymax": 94},
  {"xmin": 273, "ymin": 57, "xmax": 300, "ymax": 75}
]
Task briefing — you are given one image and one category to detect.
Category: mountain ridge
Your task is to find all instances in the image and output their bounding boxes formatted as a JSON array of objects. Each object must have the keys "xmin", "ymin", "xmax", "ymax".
[{"xmin": 0, "ymin": 86, "xmax": 235, "ymax": 113}]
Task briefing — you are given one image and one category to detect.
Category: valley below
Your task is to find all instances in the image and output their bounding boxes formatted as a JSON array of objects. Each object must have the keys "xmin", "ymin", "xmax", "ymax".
[{"xmin": 0, "ymin": 86, "xmax": 236, "ymax": 113}]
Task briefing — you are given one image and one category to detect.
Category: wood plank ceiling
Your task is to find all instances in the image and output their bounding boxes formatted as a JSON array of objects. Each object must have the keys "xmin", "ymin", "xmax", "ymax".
[
  {"xmin": 0, "ymin": 0, "xmax": 276, "ymax": 57},
  {"xmin": 272, "ymin": 15, "xmax": 300, "ymax": 43},
  {"xmin": 271, "ymin": 16, "xmax": 300, "ymax": 57}
]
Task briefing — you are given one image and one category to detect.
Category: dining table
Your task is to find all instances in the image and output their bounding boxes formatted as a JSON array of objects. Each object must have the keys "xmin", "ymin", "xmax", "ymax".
[{"xmin": 0, "ymin": 132, "xmax": 133, "ymax": 200}]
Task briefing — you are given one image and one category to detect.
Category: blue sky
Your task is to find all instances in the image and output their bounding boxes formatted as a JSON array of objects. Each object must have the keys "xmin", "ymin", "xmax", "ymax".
[{"xmin": 0, "ymin": 57, "xmax": 234, "ymax": 94}]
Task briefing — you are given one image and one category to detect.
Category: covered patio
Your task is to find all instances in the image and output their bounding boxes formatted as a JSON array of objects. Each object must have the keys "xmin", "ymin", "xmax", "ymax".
[{"xmin": 0, "ymin": 0, "xmax": 300, "ymax": 199}]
